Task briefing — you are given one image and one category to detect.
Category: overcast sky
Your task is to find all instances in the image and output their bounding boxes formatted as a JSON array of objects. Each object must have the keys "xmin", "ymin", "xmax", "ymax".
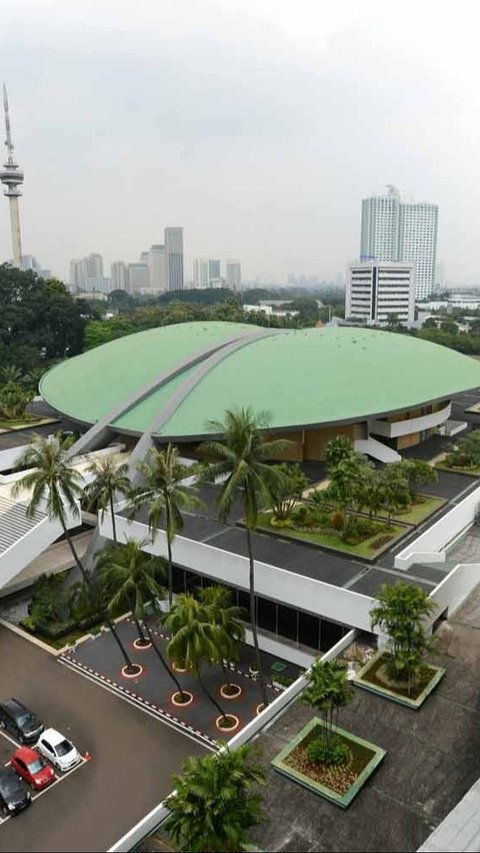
[{"xmin": 1, "ymin": 0, "xmax": 479, "ymax": 284}]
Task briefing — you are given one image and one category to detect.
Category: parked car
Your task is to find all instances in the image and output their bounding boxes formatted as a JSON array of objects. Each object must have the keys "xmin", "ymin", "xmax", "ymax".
[
  {"xmin": 11, "ymin": 747, "xmax": 55, "ymax": 790},
  {"xmin": 36, "ymin": 729, "xmax": 81, "ymax": 772},
  {"xmin": 0, "ymin": 699, "xmax": 44, "ymax": 744},
  {"xmin": 0, "ymin": 767, "xmax": 31, "ymax": 816}
]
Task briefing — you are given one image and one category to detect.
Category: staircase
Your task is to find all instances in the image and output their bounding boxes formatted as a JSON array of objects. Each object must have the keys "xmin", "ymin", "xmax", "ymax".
[{"xmin": 354, "ymin": 436, "xmax": 402, "ymax": 463}]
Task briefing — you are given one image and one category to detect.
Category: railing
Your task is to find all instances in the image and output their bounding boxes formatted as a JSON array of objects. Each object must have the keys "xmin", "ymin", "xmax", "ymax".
[
  {"xmin": 369, "ymin": 402, "xmax": 451, "ymax": 439},
  {"xmin": 107, "ymin": 629, "xmax": 357, "ymax": 853}
]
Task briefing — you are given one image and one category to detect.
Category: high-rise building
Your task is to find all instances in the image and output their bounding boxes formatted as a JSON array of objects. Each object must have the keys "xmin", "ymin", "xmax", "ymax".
[
  {"xmin": 193, "ymin": 257, "xmax": 210, "ymax": 289},
  {"xmin": 346, "ymin": 261, "xmax": 415, "ymax": 327},
  {"xmin": 84, "ymin": 253, "xmax": 104, "ymax": 278},
  {"xmin": 148, "ymin": 245, "xmax": 166, "ymax": 292},
  {"xmin": 69, "ymin": 258, "xmax": 86, "ymax": 291},
  {"xmin": 85, "ymin": 276, "xmax": 111, "ymax": 294},
  {"xmin": 128, "ymin": 263, "xmax": 150, "ymax": 293},
  {"xmin": 208, "ymin": 259, "xmax": 220, "ymax": 281},
  {"xmin": 360, "ymin": 186, "xmax": 438, "ymax": 299},
  {"xmin": 0, "ymin": 85, "xmax": 24, "ymax": 268},
  {"xmin": 226, "ymin": 260, "xmax": 241, "ymax": 291},
  {"xmin": 111, "ymin": 261, "xmax": 128, "ymax": 292},
  {"xmin": 164, "ymin": 228, "xmax": 184, "ymax": 291},
  {"xmin": 397, "ymin": 202, "xmax": 438, "ymax": 300}
]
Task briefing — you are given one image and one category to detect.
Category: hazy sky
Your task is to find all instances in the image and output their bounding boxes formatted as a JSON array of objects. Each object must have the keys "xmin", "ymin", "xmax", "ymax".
[{"xmin": 1, "ymin": 0, "xmax": 479, "ymax": 284}]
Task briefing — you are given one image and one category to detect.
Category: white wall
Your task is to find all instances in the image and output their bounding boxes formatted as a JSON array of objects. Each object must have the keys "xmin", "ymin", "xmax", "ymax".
[
  {"xmin": 101, "ymin": 513, "xmax": 376, "ymax": 632},
  {"xmin": 370, "ymin": 402, "xmax": 451, "ymax": 439},
  {"xmin": 0, "ymin": 444, "xmax": 31, "ymax": 473},
  {"xmin": 395, "ymin": 483, "xmax": 480, "ymax": 569},
  {"xmin": 429, "ymin": 563, "xmax": 480, "ymax": 619}
]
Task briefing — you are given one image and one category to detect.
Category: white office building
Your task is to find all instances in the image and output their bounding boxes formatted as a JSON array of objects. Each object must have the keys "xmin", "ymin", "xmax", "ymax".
[
  {"xmin": 69, "ymin": 258, "xmax": 86, "ymax": 291},
  {"xmin": 148, "ymin": 245, "xmax": 166, "ymax": 292},
  {"xmin": 128, "ymin": 263, "xmax": 150, "ymax": 293},
  {"xmin": 360, "ymin": 187, "xmax": 438, "ymax": 299},
  {"xmin": 226, "ymin": 260, "xmax": 241, "ymax": 291},
  {"xmin": 84, "ymin": 253, "xmax": 104, "ymax": 279},
  {"xmin": 111, "ymin": 261, "xmax": 128, "ymax": 292},
  {"xmin": 346, "ymin": 261, "xmax": 415, "ymax": 327},
  {"xmin": 164, "ymin": 227, "xmax": 184, "ymax": 291},
  {"xmin": 193, "ymin": 257, "xmax": 210, "ymax": 289}
]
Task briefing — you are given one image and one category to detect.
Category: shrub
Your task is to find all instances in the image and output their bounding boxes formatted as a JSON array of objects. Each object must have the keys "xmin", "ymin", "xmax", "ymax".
[
  {"xmin": 307, "ymin": 735, "xmax": 349, "ymax": 767},
  {"xmin": 369, "ymin": 534, "xmax": 393, "ymax": 550},
  {"xmin": 330, "ymin": 511, "xmax": 344, "ymax": 530},
  {"xmin": 291, "ymin": 504, "xmax": 317, "ymax": 528}
]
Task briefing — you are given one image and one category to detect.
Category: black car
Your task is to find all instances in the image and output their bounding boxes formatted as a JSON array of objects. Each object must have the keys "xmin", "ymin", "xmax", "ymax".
[
  {"xmin": 0, "ymin": 767, "xmax": 31, "ymax": 815},
  {"xmin": 0, "ymin": 699, "xmax": 44, "ymax": 744}
]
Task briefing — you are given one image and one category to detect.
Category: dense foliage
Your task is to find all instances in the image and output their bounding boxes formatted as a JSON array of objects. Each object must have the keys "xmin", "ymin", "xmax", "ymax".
[
  {"xmin": 303, "ymin": 659, "xmax": 353, "ymax": 766},
  {"xmin": 0, "ymin": 264, "xmax": 91, "ymax": 371}
]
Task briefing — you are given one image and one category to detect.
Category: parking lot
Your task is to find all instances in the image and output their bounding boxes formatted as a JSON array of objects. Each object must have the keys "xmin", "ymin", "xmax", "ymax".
[{"xmin": 0, "ymin": 625, "xmax": 206, "ymax": 853}]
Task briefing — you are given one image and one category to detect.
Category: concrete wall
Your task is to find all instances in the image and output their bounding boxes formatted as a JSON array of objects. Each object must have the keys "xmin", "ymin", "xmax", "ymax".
[
  {"xmin": 395, "ymin": 483, "xmax": 480, "ymax": 569},
  {"xmin": 429, "ymin": 563, "xmax": 480, "ymax": 619},
  {"xmin": 101, "ymin": 512, "xmax": 376, "ymax": 632},
  {"xmin": 370, "ymin": 401, "xmax": 451, "ymax": 439}
]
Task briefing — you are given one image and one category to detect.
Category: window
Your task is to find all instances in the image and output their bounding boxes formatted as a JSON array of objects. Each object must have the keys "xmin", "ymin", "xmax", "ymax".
[
  {"xmin": 298, "ymin": 612, "xmax": 320, "ymax": 650},
  {"xmin": 257, "ymin": 598, "xmax": 277, "ymax": 634},
  {"xmin": 278, "ymin": 604, "xmax": 298, "ymax": 642}
]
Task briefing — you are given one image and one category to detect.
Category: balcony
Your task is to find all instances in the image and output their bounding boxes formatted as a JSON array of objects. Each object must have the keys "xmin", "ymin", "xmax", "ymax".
[{"xmin": 369, "ymin": 401, "xmax": 451, "ymax": 439}]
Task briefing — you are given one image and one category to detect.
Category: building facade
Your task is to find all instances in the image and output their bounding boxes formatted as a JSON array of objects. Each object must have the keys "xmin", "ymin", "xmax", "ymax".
[
  {"xmin": 360, "ymin": 187, "xmax": 438, "ymax": 299},
  {"xmin": 128, "ymin": 263, "xmax": 150, "ymax": 293},
  {"xmin": 208, "ymin": 259, "xmax": 220, "ymax": 281},
  {"xmin": 148, "ymin": 245, "xmax": 165, "ymax": 292},
  {"xmin": 164, "ymin": 227, "xmax": 184, "ymax": 291},
  {"xmin": 346, "ymin": 261, "xmax": 415, "ymax": 327},
  {"xmin": 69, "ymin": 258, "xmax": 86, "ymax": 291},
  {"xmin": 226, "ymin": 259, "xmax": 241, "ymax": 291},
  {"xmin": 111, "ymin": 261, "xmax": 128, "ymax": 292},
  {"xmin": 193, "ymin": 257, "xmax": 210, "ymax": 289},
  {"xmin": 84, "ymin": 253, "xmax": 104, "ymax": 279}
]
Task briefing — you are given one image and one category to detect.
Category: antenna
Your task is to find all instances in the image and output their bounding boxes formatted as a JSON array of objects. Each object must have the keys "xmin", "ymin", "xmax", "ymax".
[{"xmin": 3, "ymin": 83, "xmax": 14, "ymax": 163}]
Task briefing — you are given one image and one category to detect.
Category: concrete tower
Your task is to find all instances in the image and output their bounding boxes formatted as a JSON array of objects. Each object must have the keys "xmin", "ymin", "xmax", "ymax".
[{"xmin": 0, "ymin": 85, "xmax": 24, "ymax": 268}]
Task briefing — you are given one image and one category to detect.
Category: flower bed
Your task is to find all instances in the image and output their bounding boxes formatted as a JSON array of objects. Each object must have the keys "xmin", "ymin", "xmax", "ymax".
[
  {"xmin": 256, "ymin": 511, "xmax": 406, "ymax": 560},
  {"xmin": 354, "ymin": 649, "xmax": 445, "ymax": 709},
  {"xmin": 271, "ymin": 717, "xmax": 386, "ymax": 808}
]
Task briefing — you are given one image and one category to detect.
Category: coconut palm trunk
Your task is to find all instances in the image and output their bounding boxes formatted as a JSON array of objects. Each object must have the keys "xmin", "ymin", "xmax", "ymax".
[
  {"xmin": 197, "ymin": 667, "xmax": 229, "ymax": 724},
  {"xmin": 109, "ymin": 487, "xmax": 118, "ymax": 544},
  {"xmin": 106, "ymin": 618, "xmax": 138, "ymax": 674},
  {"xmin": 166, "ymin": 504, "xmax": 174, "ymax": 608},
  {"xmin": 246, "ymin": 527, "xmax": 268, "ymax": 708},
  {"xmin": 58, "ymin": 512, "xmax": 92, "ymax": 592},
  {"xmin": 143, "ymin": 622, "xmax": 188, "ymax": 700}
]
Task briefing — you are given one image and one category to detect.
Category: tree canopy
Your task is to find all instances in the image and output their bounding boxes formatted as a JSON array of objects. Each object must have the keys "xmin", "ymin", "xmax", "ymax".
[{"xmin": 0, "ymin": 264, "xmax": 89, "ymax": 371}]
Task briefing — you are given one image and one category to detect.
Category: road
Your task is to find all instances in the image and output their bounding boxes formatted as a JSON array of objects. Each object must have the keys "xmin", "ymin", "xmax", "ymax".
[{"xmin": 0, "ymin": 626, "xmax": 206, "ymax": 853}]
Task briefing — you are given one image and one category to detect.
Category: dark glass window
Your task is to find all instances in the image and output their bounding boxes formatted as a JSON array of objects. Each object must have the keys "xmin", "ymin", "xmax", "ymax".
[
  {"xmin": 238, "ymin": 590, "xmax": 250, "ymax": 617},
  {"xmin": 257, "ymin": 598, "xmax": 277, "ymax": 634},
  {"xmin": 185, "ymin": 571, "xmax": 202, "ymax": 594},
  {"xmin": 278, "ymin": 604, "xmax": 298, "ymax": 642},
  {"xmin": 320, "ymin": 619, "xmax": 344, "ymax": 652},
  {"xmin": 298, "ymin": 611, "xmax": 320, "ymax": 651},
  {"xmin": 171, "ymin": 566, "xmax": 185, "ymax": 594}
]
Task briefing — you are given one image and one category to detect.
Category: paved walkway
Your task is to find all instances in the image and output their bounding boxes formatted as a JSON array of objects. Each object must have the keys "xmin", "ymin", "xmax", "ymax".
[{"xmin": 250, "ymin": 584, "xmax": 480, "ymax": 852}]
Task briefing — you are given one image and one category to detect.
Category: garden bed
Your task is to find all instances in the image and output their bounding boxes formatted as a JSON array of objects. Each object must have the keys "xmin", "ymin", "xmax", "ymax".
[
  {"xmin": 0, "ymin": 415, "xmax": 59, "ymax": 432},
  {"xmin": 435, "ymin": 462, "xmax": 480, "ymax": 477},
  {"xmin": 271, "ymin": 717, "xmax": 386, "ymax": 808},
  {"xmin": 256, "ymin": 512, "xmax": 406, "ymax": 560},
  {"xmin": 353, "ymin": 649, "xmax": 445, "ymax": 709},
  {"xmin": 376, "ymin": 495, "xmax": 445, "ymax": 526}
]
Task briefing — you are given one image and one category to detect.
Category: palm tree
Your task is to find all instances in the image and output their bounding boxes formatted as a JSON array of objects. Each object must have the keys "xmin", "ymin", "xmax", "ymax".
[
  {"xmin": 0, "ymin": 365, "xmax": 23, "ymax": 385},
  {"xmin": 164, "ymin": 745, "xmax": 265, "ymax": 853},
  {"xmin": 201, "ymin": 407, "xmax": 290, "ymax": 707},
  {"xmin": 129, "ymin": 444, "xmax": 204, "ymax": 607},
  {"xmin": 164, "ymin": 593, "xmax": 233, "ymax": 726},
  {"xmin": 12, "ymin": 434, "xmax": 90, "ymax": 589},
  {"xmin": 97, "ymin": 538, "xmax": 189, "ymax": 699},
  {"xmin": 198, "ymin": 586, "xmax": 246, "ymax": 690},
  {"xmin": 84, "ymin": 455, "xmax": 131, "ymax": 543}
]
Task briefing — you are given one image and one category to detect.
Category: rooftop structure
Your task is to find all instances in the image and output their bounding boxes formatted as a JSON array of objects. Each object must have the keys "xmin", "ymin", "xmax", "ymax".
[
  {"xmin": 40, "ymin": 322, "xmax": 480, "ymax": 458},
  {"xmin": 0, "ymin": 84, "xmax": 24, "ymax": 267}
]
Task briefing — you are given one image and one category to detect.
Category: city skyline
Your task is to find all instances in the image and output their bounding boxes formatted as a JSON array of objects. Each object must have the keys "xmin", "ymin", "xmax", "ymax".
[{"xmin": 3, "ymin": 2, "xmax": 480, "ymax": 284}]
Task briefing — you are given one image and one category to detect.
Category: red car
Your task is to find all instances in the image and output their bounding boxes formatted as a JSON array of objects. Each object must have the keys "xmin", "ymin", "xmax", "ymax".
[{"xmin": 11, "ymin": 747, "xmax": 55, "ymax": 790}]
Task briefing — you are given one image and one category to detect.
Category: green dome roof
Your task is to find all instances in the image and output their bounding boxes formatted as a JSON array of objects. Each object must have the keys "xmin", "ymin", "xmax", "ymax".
[{"xmin": 40, "ymin": 322, "xmax": 480, "ymax": 439}]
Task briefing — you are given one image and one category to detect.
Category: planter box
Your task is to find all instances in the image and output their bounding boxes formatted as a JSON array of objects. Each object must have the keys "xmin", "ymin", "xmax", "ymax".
[
  {"xmin": 353, "ymin": 649, "xmax": 445, "ymax": 709},
  {"xmin": 271, "ymin": 717, "xmax": 386, "ymax": 809}
]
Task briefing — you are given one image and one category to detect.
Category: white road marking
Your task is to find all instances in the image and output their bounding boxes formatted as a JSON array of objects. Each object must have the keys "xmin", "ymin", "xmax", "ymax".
[
  {"xmin": 0, "ymin": 730, "xmax": 89, "ymax": 828},
  {"xmin": 60, "ymin": 657, "xmax": 215, "ymax": 752}
]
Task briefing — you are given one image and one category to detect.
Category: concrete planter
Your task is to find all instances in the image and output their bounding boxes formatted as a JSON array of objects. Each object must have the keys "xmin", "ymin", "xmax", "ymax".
[
  {"xmin": 271, "ymin": 717, "xmax": 386, "ymax": 809},
  {"xmin": 352, "ymin": 649, "xmax": 446, "ymax": 711},
  {"xmin": 353, "ymin": 649, "xmax": 445, "ymax": 709}
]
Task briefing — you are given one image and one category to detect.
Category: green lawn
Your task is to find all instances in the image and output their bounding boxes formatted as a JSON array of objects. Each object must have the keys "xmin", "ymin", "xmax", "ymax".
[
  {"xmin": 257, "ymin": 513, "xmax": 406, "ymax": 559},
  {"xmin": 435, "ymin": 462, "xmax": 480, "ymax": 477},
  {"xmin": 0, "ymin": 416, "xmax": 58, "ymax": 432},
  {"xmin": 377, "ymin": 495, "xmax": 445, "ymax": 526}
]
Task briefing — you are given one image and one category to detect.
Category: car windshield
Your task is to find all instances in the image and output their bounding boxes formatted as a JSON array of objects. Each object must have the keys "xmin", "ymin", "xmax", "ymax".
[
  {"xmin": 56, "ymin": 740, "xmax": 73, "ymax": 757},
  {"xmin": 17, "ymin": 713, "xmax": 35, "ymax": 728},
  {"xmin": 27, "ymin": 759, "xmax": 45, "ymax": 774},
  {"xmin": 1, "ymin": 775, "xmax": 21, "ymax": 794}
]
